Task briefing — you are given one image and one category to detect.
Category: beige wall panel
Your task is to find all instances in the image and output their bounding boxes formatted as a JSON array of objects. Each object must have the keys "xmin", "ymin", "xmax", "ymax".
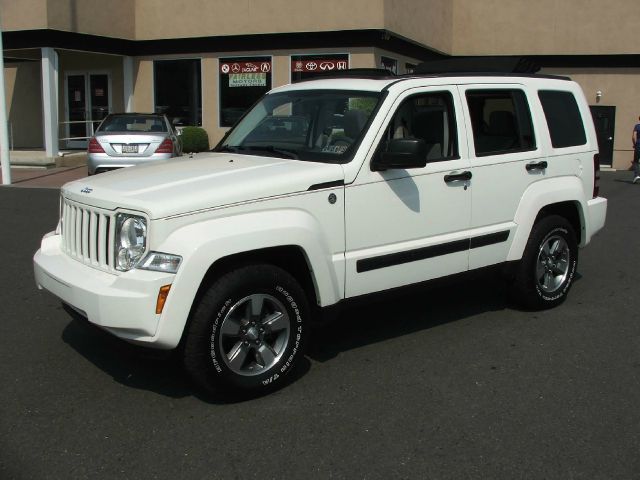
[
  {"xmin": 132, "ymin": 60, "xmax": 154, "ymax": 113},
  {"xmin": 201, "ymin": 56, "xmax": 217, "ymax": 149},
  {"xmin": 4, "ymin": 63, "xmax": 44, "ymax": 148},
  {"xmin": 46, "ymin": 0, "xmax": 134, "ymax": 38},
  {"xmin": 135, "ymin": 0, "xmax": 384, "ymax": 39},
  {"xmin": 0, "ymin": 0, "xmax": 47, "ymax": 31},
  {"xmin": 543, "ymin": 68, "xmax": 640, "ymax": 170},
  {"xmin": 384, "ymin": 0, "xmax": 453, "ymax": 54},
  {"xmin": 453, "ymin": 0, "xmax": 640, "ymax": 55}
]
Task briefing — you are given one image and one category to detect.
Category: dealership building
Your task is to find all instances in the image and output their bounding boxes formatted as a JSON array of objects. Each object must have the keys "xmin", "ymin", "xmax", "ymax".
[{"xmin": 2, "ymin": 0, "xmax": 639, "ymax": 169}]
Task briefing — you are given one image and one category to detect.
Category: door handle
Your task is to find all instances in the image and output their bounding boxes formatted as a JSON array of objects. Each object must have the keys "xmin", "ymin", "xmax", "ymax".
[
  {"xmin": 526, "ymin": 161, "xmax": 548, "ymax": 172},
  {"xmin": 444, "ymin": 171, "xmax": 472, "ymax": 183}
]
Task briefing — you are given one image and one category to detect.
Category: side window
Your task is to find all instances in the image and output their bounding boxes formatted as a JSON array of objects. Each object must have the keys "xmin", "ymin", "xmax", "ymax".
[
  {"xmin": 379, "ymin": 91, "xmax": 458, "ymax": 162},
  {"xmin": 466, "ymin": 89, "xmax": 535, "ymax": 156},
  {"xmin": 538, "ymin": 90, "xmax": 587, "ymax": 148}
]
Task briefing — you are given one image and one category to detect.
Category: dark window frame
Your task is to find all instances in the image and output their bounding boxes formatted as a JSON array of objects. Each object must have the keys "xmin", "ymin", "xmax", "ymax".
[
  {"xmin": 374, "ymin": 90, "xmax": 460, "ymax": 166},
  {"xmin": 538, "ymin": 90, "xmax": 587, "ymax": 148},
  {"xmin": 153, "ymin": 58, "xmax": 202, "ymax": 127},
  {"xmin": 466, "ymin": 88, "xmax": 537, "ymax": 157},
  {"xmin": 219, "ymin": 55, "xmax": 273, "ymax": 128}
]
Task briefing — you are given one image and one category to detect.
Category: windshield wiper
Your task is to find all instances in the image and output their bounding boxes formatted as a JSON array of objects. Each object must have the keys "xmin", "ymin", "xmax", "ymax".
[
  {"xmin": 215, "ymin": 145, "xmax": 240, "ymax": 153},
  {"xmin": 215, "ymin": 145, "xmax": 299, "ymax": 159},
  {"xmin": 242, "ymin": 146, "xmax": 299, "ymax": 159}
]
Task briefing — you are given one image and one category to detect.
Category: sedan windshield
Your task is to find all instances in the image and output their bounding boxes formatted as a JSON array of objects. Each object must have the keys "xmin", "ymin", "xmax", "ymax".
[
  {"xmin": 217, "ymin": 90, "xmax": 382, "ymax": 163},
  {"xmin": 98, "ymin": 115, "xmax": 168, "ymax": 134}
]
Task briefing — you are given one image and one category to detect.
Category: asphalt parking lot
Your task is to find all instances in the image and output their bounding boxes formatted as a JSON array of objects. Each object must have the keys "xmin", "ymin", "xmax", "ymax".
[{"xmin": 1, "ymin": 170, "xmax": 639, "ymax": 479}]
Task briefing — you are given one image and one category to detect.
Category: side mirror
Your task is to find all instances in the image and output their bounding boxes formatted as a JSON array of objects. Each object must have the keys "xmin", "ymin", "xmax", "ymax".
[{"xmin": 371, "ymin": 138, "xmax": 427, "ymax": 171}]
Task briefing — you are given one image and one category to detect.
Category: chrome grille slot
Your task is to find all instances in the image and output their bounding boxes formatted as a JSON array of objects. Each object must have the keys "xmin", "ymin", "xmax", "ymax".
[{"xmin": 60, "ymin": 196, "xmax": 115, "ymax": 272}]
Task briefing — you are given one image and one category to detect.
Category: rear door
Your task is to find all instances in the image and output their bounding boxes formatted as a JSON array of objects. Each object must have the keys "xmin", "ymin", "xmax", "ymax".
[{"xmin": 458, "ymin": 84, "xmax": 542, "ymax": 269}]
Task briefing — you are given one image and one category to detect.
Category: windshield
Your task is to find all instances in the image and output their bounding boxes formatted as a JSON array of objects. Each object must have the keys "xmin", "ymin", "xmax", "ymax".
[
  {"xmin": 97, "ymin": 115, "xmax": 168, "ymax": 134},
  {"xmin": 217, "ymin": 90, "xmax": 382, "ymax": 163}
]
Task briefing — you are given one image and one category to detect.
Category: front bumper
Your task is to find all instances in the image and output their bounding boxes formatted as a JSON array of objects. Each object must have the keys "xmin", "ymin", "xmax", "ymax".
[{"xmin": 34, "ymin": 232, "xmax": 177, "ymax": 348}]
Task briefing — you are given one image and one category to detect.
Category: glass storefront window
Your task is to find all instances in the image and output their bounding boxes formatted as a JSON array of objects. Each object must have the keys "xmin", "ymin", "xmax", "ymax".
[
  {"xmin": 219, "ymin": 56, "xmax": 272, "ymax": 127},
  {"xmin": 291, "ymin": 54, "xmax": 349, "ymax": 83},
  {"xmin": 380, "ymin": 56, "xmax": 398, "ymax": 74},
  {"xmin": 154, "ymin": 59, "xmax": 202, "ymax": 126}
]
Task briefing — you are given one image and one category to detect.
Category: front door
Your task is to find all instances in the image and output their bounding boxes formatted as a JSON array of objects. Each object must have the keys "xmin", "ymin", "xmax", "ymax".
[
  {"xmin": 590, "ymin": 105, "xmax": 616, "ymax": 166},
  {"xmin": 345, "ymin": 87, "xmax": 472, "ymax": 298},
  {"xmin": 65, "ymin": 73, "xmax": 111, "ymax": 148}
]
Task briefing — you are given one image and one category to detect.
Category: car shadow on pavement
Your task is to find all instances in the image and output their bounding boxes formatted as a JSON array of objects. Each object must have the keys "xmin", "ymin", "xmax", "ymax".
[
  {"xmin": 60, "ymin": 307, "xmax": 311, "ymax": 404},
  {"xmin": 60, "ymin": 268, "xmax": 529, "ymax": 402},
  {"xmin": 308, "ymin": 268, "xmax": 514, "ymax": 362}
]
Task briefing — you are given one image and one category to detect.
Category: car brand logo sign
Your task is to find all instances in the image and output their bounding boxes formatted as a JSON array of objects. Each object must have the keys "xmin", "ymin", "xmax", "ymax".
[{"xmin": 80, "ymin": 187, "xmax": 93, "ymax": 194}]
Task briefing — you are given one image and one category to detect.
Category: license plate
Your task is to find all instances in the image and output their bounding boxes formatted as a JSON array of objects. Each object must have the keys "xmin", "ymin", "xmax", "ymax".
[{"xmin": 121, "ymin": 144, "xmax": 138, "ymax": 154}]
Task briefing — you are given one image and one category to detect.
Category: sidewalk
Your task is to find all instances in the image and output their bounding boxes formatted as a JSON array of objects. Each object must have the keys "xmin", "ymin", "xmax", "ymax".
[{"xmin": 0, "ymin": 165, "xmax": 88, "ymax": 188}]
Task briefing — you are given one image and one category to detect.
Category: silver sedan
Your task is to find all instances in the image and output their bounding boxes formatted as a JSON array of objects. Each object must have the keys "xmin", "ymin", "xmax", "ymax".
[{"xmin": 87, "ymin": 113, "xmax": 183, "ymax": 175}]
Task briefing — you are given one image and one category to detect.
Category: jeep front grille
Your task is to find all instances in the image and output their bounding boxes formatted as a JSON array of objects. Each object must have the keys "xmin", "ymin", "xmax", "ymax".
[{"xmin": 60, "ymin": 197, "xmax": 115, "ymax": 272}]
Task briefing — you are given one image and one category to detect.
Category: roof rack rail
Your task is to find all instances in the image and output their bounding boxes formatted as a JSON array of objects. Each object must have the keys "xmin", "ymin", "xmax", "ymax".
[
  {"xmin": 412, "ymin": 56, "xmax": 540, "ymax": 75},
  {"xmin": 298, "ymin": 68, "xmax": 396, "ymax": 81}
]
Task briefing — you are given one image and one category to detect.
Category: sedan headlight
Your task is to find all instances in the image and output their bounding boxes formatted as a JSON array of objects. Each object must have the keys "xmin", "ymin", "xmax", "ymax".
[{"xmin": 115, "ymin": 213, "xmax": 147, "ymax": 271}]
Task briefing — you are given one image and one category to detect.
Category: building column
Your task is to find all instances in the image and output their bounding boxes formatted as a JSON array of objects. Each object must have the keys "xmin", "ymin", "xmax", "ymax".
[
  {"xmin": 123, "ymin": 56, "xmax": 134, "ymax": 113},
  {"xmin": 41, "ymin": 47, "xmax": 59, "ymax": 157},
  {"xmin": 0, "ymin": 22, "xmax": 11, "ymax": 183}
]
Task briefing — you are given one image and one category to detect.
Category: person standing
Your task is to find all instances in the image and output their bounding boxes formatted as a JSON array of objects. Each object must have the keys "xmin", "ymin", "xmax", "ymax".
[{"xmin": 633, "ymin": 116, "xmax": 640, "ymax": 183}]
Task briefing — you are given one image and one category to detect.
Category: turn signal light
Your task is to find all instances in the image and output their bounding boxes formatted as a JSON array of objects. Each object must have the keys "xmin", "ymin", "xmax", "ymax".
[
  {"xmin": 155, "ymin": 138, "xmax": 174, "ymax": 154},
  {"xmin": 155, "ymin": 285, "xmax": 172, "ymax": 314},
  {"xmin": 88, "ymin": 137, "xmax": 105, "ymax": 153}
]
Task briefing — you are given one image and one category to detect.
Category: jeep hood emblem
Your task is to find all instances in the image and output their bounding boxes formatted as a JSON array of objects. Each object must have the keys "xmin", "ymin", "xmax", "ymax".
[{"xmin": 80, "ymin": 187, "xmax": 93, "ymax": 194}]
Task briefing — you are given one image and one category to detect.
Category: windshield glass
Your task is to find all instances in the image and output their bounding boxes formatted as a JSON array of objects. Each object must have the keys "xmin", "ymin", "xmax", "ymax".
[
  {"xmin": 217, "ymin": 90, "xmax": 382, "ymax": 163},
  {"xmin": 98, "ymin": 115, "xmax": 168, "ymax": 134}
]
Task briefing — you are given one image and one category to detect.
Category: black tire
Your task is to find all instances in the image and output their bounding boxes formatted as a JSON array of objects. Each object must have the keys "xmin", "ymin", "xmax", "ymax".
[
  {"xmin": 509, "ymin": 215, "xmax": 578, "ymax": 310},
  {"xmin": 183, "ymin": 264, "xmax": 310, "ymax": 396}
]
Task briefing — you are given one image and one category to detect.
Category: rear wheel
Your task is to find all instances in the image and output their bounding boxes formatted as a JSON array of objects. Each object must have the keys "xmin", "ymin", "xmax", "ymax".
[
  {"xmin": 183, "ymin": 264, "xmax": 310, "ymax": 396},
  {"xmin": 510, "ymin": 215, "xmax": 578, "ymax": 310}
]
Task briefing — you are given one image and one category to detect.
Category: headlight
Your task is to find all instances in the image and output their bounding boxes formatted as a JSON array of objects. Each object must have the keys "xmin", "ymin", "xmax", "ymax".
[
  {"xmin": 115, "ymin": 213, "xmax": 147, "ymax": 271},
  {"xmin": 138, "ymin": 252, "xmax": 182, "ymax": 274}
]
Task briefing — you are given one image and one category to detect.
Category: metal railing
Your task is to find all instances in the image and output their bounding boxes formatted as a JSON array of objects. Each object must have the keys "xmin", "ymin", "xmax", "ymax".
[{"xmin": 59, "ymin": 119, "xmax": 102, "ymax": 142}]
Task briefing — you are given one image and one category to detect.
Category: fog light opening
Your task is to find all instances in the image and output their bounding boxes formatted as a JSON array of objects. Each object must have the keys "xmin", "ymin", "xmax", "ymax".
[{"xmin": 156, "ymin": 285, "xmax": 172, "ymax": 314}]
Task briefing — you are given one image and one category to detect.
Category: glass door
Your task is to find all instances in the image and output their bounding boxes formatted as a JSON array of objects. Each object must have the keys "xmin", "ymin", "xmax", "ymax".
[
  {"xmin": 89, "ymin": 74, "xmax": 110, "ymax": 135},
  {"xmin": 65, "ymin": 72, "xmax": 111, "ymax": 148}
]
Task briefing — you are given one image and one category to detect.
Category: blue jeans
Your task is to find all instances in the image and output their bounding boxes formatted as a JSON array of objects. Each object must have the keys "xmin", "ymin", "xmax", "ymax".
[{"xmin": 634, "ymin": 149, "xmax": 640, "ymax": 177}]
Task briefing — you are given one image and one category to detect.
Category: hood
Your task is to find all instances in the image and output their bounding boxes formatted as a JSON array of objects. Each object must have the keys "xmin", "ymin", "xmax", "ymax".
[{"xmin": 62, "ymin": 152, "xmax": 345, "ymax": 218}]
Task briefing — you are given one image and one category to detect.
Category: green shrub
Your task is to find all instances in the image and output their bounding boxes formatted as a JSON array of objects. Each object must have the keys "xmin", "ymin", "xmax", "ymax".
[{"xmin": 180, "ymin": 126, "xmax": 210, "ymax": 153}]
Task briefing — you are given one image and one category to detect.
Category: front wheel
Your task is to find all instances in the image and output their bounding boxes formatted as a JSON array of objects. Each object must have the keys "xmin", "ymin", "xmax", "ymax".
[
  {"xmin": 509, "ymin": 215, "xmax": 578, "ymax": 310},
  {"xmin": 183, "ymin": 264, "xmax": 310, "ymax": 396}
]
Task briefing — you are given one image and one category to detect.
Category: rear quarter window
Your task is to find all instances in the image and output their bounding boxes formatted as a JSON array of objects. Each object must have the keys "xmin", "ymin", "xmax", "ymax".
[{"xmin": 538, "ymin": 90, "xmax": 587, "ymax": 148}]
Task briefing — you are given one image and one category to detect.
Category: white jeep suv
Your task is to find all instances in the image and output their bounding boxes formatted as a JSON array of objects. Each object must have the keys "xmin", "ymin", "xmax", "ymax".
[{"xmin": 34, "ymin": 69, "xmax": 607, "ymax": 395}]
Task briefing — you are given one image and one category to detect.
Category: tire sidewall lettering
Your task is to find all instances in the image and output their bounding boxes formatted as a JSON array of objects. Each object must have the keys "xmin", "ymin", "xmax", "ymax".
[
  {"xmin": 209, "ymin": 283, "xmax": 305, "ymax": 387},
  {"xmin": 534, "ymin": 226, "xmax": 577, "ymax": 303}
]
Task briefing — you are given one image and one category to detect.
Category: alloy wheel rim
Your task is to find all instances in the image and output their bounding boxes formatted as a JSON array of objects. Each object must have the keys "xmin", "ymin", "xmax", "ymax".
[
  {"xmin": 536, "ymin": 234, "xmax": 570, "ymax": 294},
  {"xmin": 217, "ymin": 294, "xmax": 290, "ymax": 376}
]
